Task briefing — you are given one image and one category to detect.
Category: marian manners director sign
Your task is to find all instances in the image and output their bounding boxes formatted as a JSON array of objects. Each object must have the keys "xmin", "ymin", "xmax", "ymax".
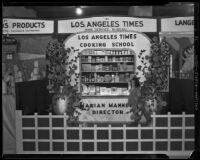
[{"xmin": 77, "ymin": 98, "xmax": 132, "ymax": 122}]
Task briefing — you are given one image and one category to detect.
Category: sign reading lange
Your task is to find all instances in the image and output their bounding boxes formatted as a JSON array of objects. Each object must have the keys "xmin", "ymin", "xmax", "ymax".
[
  {"xmin": 161, "ymin": 17, "xmax": 194, "ymax": 32},
  {"xmin": 3, "ymin": 18, "xmax": 54, "ymax": 34}
]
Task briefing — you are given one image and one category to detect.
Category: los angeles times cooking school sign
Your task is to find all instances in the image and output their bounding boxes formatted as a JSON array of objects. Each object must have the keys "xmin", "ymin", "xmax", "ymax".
[
  {"xmin": 64, "ymin": 31, "xmax": 152, "ymax": 122},
  {"xmin": 62, "ymin": 17, "xmax": 156, "ymax": 122}
]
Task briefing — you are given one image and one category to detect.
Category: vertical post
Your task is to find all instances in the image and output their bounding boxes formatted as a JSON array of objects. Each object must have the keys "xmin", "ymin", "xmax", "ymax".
[
  {"xmin": 79, "ymin": 123, "xmax": 82, "ymax": 152},
  {"xmin": 64, "ymin": 113, "xmax": 67, "ymax": 152},
  {"xmin": 16, "ymin": 110, "xmax": 23, "ymax": 154},
  {"xmin": 152, "ymin": 112, "xmax": 156, "ymax": 152},
  {"xmin": 167, "ymin": 112, "xmax": 171, "ymax": 153},
  {"xmin": 94, "ymin": 124, "xmax": 97, "ymax": 152},
  {"xmin": 35, "ymin": 112, "xmax": 38, "ymax": 152},
  {"xmin": 182, "ymin": 112, "xmax": 186, "ymax": 152},
  {"xmin": 108, "ymin": 124, "xmax": 111, "ymax": 153},
  {"xmin": 49, "ymin": 112, "xmax": 52, "ymax": 152},
  {"xmin": 138, "ymin": 124, "xmax": 141, "ymax": 152},
  {"xmin": 123, "ymin": 124, "xmax": 126, "ymax": 152}
]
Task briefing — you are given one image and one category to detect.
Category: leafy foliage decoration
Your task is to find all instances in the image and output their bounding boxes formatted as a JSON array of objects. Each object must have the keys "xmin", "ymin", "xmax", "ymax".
[
  {"xmin": 129, "ymin": 36, "xmax": 170, "ymax": 126},
  {"xmin": 46, "ymin": 39, "xmax": 81, "ymax": 121}
]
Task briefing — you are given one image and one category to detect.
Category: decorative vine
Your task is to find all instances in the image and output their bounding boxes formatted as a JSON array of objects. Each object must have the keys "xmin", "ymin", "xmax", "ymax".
[
  {"xmin": 128, "ymin": 36, "xmax": 170, "ymax": 126},
  {"xmin": 46, "ymin": 39, "xmax": 81, "ymax": 120}
]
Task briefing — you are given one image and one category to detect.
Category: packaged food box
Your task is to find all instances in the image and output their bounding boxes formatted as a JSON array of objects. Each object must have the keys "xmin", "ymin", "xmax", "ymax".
[
  {"xmin": 89, "ymin": 85, "xmax": 96, "ymax": 95},
  {"xmin": 106, "ymin": 88, "xmax": 111, "ymax": 95},
  {"xmin": 119, "ymin": 74, "xmax": 125, "ymax": 82},
  {"xmin": 127, "ymin": 65, "xmax": 134, "ymax": 71},
  {"xmin": 95, "ymin": 86, "xmax": 100, "ymax": 95},
  {"xmin": 82, "ymin": 64, "xmax": 91, "ymax": 72},
  {"xmin": 100, "ymin": 87, "xmax": 106, "ymax": 95},
  {"xmin": 96, "ymin": 50, "xmax": 105, "ymax": 55}
]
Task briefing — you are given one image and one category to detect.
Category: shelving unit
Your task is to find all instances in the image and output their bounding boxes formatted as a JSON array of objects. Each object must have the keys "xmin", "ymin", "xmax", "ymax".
[{"xmin": 80, "ymin": 49, "xmax": 136, "ymax": 97}]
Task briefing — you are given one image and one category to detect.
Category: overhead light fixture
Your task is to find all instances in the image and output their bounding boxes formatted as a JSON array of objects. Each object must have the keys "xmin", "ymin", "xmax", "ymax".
[{"xmin": 76, "ymin": 7, "xmax": 82, "ymax": 15}]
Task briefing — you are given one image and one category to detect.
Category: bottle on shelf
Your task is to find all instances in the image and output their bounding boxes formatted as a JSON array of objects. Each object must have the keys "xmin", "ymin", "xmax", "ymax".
[
  {"xmin": 86, "ymin": 74, "xmax": 89, "ymax": 82},
  {"xmin": 82, "ymin": 75, "xmax": 85, "ymax": 82},
  {"xmin": 88, "ymin": 56, "xmax": 92, "ymax": 62},
  {"xmin": 105, "ymin": 56, "xmax": 108, "ymax": 62},
  {"xmin": 91, "ymin": 73, "xmax": 95, "ymax": 82},
  {"xmin": 115, "ymin": 73, "xmax": 119, "ymax": 82},
  {"xmin": 112, "ymin": 74, "xmax": 115, "ymax": 82},
  {"xmin": 94, "ymin": 73, "xmax": 97, "ymax": 82}
]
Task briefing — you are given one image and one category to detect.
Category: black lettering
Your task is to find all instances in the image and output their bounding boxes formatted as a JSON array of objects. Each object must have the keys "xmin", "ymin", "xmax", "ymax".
[
  {"xmin": 12, "ymin": 23, "xmax": 17, "ymax": 28},
  {"xmin": 71, "ymin": 22, "xmax": 75, "ymax": 27},
  {"xmin": 3, "ymin": 22, "xmax": 9, "ymax": 28},
  {"xmin": 139, "ymin": 21, "xmax": 143, "ymax": 27},
  {"xmin": 80, "ymin": 21, "xmax": 85, "ymax": 27},
  {"xmin": 109, "ymin": 104, "xmax": 113, "ymax": 107},
  {"xmin": 115, "ymin": 21, "xmax": 119, "ymax": 27},
  {"xmin": 41, "ymin": 22, "xmax": 45, "ymax": 28},
  {"xmin": 129, "ymin": 21, "xmax": 135, "ymax": 27},
  {"xmin": 20, "ymin": 23, "xmax": 25, "ymax": 28},
  {"xmin": 92, "ymin": 110, "xmax": 96, "ymax": 114},
  {"xmin": 87, "ymin": 22, "xmax": 92, "ymax": 27}
]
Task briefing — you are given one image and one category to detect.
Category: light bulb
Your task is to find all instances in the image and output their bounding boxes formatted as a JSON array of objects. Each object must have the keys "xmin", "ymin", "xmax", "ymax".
[{"xmin": 76, "ymin": 7, "xmax": 82, "ymax": 15}]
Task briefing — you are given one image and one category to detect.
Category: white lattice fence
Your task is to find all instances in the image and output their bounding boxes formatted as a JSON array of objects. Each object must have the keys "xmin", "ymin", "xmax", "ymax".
[{"xmin": 16, "ymin": 111, "xmax": 194, "ymax": 158}]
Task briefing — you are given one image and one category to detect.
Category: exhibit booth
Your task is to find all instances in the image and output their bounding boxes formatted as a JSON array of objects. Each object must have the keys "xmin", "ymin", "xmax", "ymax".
[{"xmin": 2, "ymin": 16, "xmax": 194, "ymax": 158}]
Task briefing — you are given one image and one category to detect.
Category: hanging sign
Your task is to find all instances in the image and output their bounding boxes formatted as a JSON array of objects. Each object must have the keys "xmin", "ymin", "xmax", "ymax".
[
  {"xmin": 161, "ymin": 16, "xmax": 194, "ymax": 32},
  {"xmin": 78, "ymin": 98, "xmax": 132, "ymax": 122},
  {"xmin": 58, "ymin": 16, "xmax": 157, "ymax": 33},
  {"xmin": 3, "ymin": 18, "xmax": 54, "ymax": 34}
]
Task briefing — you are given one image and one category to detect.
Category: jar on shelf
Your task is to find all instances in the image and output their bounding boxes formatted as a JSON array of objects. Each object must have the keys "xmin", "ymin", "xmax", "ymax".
[{"xmin": 105, "ymin": 56, "xmax": 108, "ymax": 62}]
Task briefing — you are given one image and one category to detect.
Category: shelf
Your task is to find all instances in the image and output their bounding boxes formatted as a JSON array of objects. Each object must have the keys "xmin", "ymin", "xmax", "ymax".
[
  {"xmin": 81, "ymin": 54, "xmax": 134, "ymax": 56},
  {"xmin": 81, "ymin": 61, "xmax": 134, "ymax": 64},
  {"xmin": 81, "ymin": 71, "xmax": 134, "ymax": 73},
  {"xmin": 82, "ymin": 82, "xmax": 128, "ymax": 84},
  {"xmin": 81, "ymin": 95, "xmax": 128, "ymax": 98}
]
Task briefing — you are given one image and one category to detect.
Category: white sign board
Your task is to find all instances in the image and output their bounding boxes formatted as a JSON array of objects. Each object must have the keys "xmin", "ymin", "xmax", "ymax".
[
  {"xmin": 58, "ymin": 16, "xmax": 157, "ymax": 33},
  {"xmin": 78, "ymin": 98, "xmax": 132, "ymax": 122},
  {"xmin": 3, "ymin": 18, "xmax": 54, "ymax": 34},
  {"xmin": 161, "ymin": 16, "xmax": 194, "ymax": 32},
  {"xmin": 64, "ymin": 31, "xmax": 152, "ymax": 122}
]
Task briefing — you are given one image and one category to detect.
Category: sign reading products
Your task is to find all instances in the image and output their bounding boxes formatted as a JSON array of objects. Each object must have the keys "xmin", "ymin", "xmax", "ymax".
[
  {"xmin": 58, "ymin": 16, "xmax": 157, "ymax": 33},
  {"xmin": 161, "ymin": 16, "xmax": 194, "ymax": 32},
  {"xmin": 3, "ymin": 18, "xmax": 54, "ymax": 34}
]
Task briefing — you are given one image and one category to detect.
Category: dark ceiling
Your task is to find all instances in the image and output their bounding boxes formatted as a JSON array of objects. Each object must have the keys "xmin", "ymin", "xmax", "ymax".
[{"xmin": 25, "ymin": 3, "xmax": 194, "ymax": 18}]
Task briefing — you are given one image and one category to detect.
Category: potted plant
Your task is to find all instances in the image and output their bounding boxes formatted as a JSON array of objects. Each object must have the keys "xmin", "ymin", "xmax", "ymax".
[{"xmin": 46, "ymin": 39, "xmax": 81, "ymax": 116}]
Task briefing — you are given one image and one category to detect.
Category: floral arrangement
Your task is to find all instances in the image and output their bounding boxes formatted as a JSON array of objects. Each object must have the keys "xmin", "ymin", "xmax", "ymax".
[
  {"xmin": 129, "ymin": 36, "xmax": 170, "ymax": 126},
  {"xmin": 46, "ymin": 39, "xmax": 81, "ymax": 119},
  {"xmin": 46, "ymin": 39, "xmax": 70, "ymax": 92}
]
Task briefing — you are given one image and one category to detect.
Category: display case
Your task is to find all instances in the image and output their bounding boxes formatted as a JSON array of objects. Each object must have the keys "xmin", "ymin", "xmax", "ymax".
[{"xmin": 80, "ymin": 49, "xmax": 136, "ymax": 97}]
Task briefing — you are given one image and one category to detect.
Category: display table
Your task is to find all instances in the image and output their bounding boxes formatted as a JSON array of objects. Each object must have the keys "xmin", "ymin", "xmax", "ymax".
[
  {"xmin": 3, "ymin": 94, "xmax": 16, "ymax": 154},
  {"xmin": 169, "ymin": 78, "xmax": 194, "ymax": 114}
]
